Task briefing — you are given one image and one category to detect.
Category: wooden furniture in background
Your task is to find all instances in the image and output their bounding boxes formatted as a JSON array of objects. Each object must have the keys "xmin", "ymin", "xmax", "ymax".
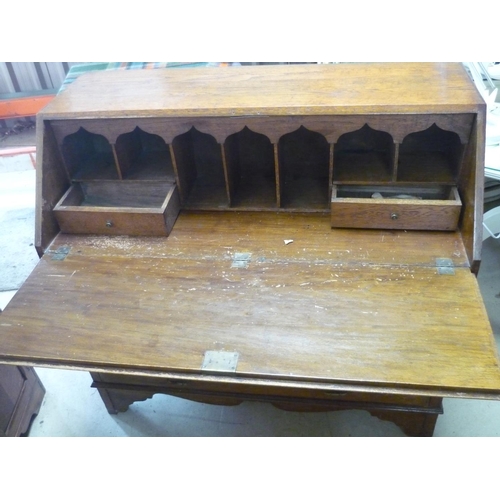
[
  {"xmin": 0, "ymin": 365, "xmax": 45, "ymax": 437},
  {"xmin": 0, "ymin": 63, "xmax": 498, "ymax": 436}
]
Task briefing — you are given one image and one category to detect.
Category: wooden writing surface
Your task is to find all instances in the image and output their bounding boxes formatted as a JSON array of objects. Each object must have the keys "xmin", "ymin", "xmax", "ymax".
[{"xmin": 2, "ymin": 212, "xmax": 500, "ymax": 399}]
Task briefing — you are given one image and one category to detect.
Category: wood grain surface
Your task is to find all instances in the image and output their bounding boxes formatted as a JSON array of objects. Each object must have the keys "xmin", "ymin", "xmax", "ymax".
[{"xmin": 40, "ymin": 63, "xmax": 484, "ymax": 119}]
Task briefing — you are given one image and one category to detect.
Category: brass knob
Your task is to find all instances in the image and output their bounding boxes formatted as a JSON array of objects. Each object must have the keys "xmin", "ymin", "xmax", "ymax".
[
  {"xmin": 105, "ymin": 220, "xmax": 114, "ymax": 228},
  {"xmin": 391, "ymin": 213, "xmax": 399, "ymax": 220}
]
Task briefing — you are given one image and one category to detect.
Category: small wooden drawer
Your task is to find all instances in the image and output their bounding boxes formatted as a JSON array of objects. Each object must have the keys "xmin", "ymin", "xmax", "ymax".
[
  {"xmin": 54, "ymin": 181, "xmax": 180, "ymax": 236},
  {"xmin": 331, "ymin": 185, "xmax": 462, "ymax": 231}
]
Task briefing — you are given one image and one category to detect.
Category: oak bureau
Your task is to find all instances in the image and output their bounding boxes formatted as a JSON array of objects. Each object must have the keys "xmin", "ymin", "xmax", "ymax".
[{"xmin": 1, "ymin": 62, "xmax": 499, "ymax": 436}]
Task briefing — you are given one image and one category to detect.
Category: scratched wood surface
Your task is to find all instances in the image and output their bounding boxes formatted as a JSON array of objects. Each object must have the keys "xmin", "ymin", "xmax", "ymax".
[
  {"xmin": 49, "ymin": 212, "xmax": 471, "ymax": 266},
  {"xmin": 1, "ymin": 212, "xmax": 499, "ymax": 396}
]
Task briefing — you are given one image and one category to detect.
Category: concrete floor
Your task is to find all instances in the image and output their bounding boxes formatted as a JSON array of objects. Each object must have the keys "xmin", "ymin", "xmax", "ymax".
[{"xmin": 2, "ymin": 128, "xmax": 500, "ymax": 437}]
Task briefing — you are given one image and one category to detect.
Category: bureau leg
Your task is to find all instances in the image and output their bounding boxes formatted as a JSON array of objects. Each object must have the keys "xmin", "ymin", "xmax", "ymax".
[
  {"xmin": 90, "ymin": 372, "xmax": 156, "ymax": 414},
  {"xmin": 369, "ymin": 410, "xmax": 439, "ymax": 437},
  {"xmin": 369, "ymin": 398, "xmax": 442, "ymax": 437},
  {"xmin": 89, "ymin": 370, "xmax": 444, "ymax": 436}
]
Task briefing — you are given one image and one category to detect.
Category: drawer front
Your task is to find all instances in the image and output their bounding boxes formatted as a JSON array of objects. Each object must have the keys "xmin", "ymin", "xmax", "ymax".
[
  {"xmin": 54, "ymin": 183, "xmax": 180, "ymax": 236},
  {"xmin": 331, "ymin": 185, "xmax": 461, "ymax": 231},
  {"xmin": 55, "ymin": 210, "xmax": 169, "ymax": 236}
]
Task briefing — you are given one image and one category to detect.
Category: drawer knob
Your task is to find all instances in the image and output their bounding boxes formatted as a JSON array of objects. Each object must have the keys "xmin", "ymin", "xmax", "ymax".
[
  {"xmin": 105, "ymin": 220, "xmax": 114, "ymax": 228},
  {"xmin": 391, "ymin": 213, "xmax": 399, "ymax": 220}
]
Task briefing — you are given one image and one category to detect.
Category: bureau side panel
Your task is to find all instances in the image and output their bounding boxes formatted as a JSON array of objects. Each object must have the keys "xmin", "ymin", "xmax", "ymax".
[
  {"xmin": 459, "ymin": 112, "xmax": 486, "ymax": 272},
  {"xmin": 35, "ymin": 118, "xmax": 70, "ymax": 256}
]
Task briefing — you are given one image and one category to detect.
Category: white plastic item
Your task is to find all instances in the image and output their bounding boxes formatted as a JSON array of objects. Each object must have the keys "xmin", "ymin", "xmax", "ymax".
[
  {"xmin": 487, "ymin": 63, "xmax": 500, "ymax": 80},
  {"xmin": 483, "ymin": 206, "xmax": 500, "ymax": 240},
  {"xmin": 464, "ymin": 63, "xmax": 500, "ymax": 145},
  {"xmin": 486, "ymin": 109, "xmax": 500, "ymax": 146},
  {"xmin": 465, "ymin": 62, "xmax": 497, "ymax": 95},
  {"xmin": 485, "ymin": 145, "xmax": 500, "ymax": 180}
]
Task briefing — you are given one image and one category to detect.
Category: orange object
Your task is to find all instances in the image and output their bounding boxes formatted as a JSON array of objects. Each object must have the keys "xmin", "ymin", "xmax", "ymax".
[{"xmin": 0, "ymin": 94, "xmax": 54, "ymax": 120}]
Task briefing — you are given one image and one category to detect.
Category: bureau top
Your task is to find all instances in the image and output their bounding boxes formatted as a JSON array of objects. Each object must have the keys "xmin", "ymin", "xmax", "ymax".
[{"xmin": 39, "ymin": 63, "xmax": 484, "ymax": 119}]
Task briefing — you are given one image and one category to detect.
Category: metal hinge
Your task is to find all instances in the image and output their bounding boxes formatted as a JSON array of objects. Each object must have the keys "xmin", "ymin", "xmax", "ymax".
[
  {"xmin": 436, "ymin": 258, "xmax": 455, "ymax": 275},
  {"xmin": 201, "ymin": 351, "xmax": 239, "ymax": 372},
  {"xmin": 231, "ymin": 252, "xmax": 251, "ymax": 269},
  {"xmin": 49, "ymin": 245, "xmax": 71, "ymax": 261}
]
